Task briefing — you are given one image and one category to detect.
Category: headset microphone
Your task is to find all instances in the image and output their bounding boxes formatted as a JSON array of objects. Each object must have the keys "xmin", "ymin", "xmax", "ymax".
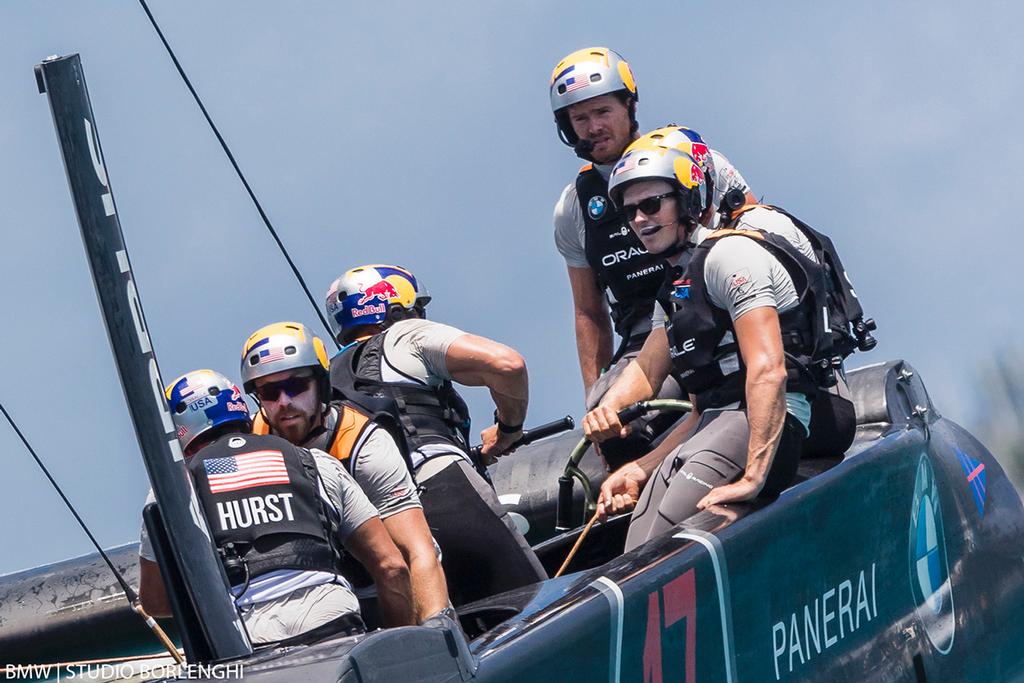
[{"xmin": 574, "ymin": 138, "xmax": 595, "ymax": 161}]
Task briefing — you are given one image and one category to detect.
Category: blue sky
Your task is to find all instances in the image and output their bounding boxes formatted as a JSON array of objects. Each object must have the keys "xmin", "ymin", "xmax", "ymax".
[{"xmin": 0, "ymin": 1, "xmax": 1020, "ymax": 575}]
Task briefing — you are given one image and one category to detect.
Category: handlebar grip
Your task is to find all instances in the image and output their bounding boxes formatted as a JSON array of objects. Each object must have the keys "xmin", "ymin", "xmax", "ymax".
[
  {"xmin": 616, "ymin": 402, "xmax": 648, "ymax": 425},
  {"xmin": 521, "ymin": 415, "xmax": 575, "ymax": 443},
  {"xmin": 469, "ymin": 415, "xmax": 577, "ymax": 461}
]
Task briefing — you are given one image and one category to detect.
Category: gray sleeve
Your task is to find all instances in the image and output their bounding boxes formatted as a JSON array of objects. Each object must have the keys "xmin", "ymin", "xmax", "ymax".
[
  {"xmin": 652, "ymin": 301, "xmax": 668, "ymax": 328},
  {"xmin": 704, "ymin": 236, "xmax": 786, "ymax": 321},
  {"xmin": 138, "ymin": 489, "xmax": 157, "ymax": 561},
  {"xmin": 710, "ymin": 149, "xmax": 751, "ymax": 209},
  {"xmin": 312, "ymin": 449, "xmax": 379, "ymax": 541},
  {"xmin": 350, "ymin": 425, "xmax": 420, "ymax": 518},
  {"xmin": 405, "ymin": 320, "xmax": 467, "ymax": 381},
  {"xmin": 553, "ymin": 183, "xmax": 589, "ymax": 268}
]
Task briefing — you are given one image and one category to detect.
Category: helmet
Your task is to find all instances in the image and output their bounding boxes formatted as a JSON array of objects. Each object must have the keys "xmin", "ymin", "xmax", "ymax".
[
  {"xmin": 607, "ymin": 141, "xmax": 707, "ymax": 229},
  {"xmin": 625, "ymin": 125, "xmax": 717, "ymax": 210},
  {"xmin": 240, "ymin": 322, "xmax": 331, "ymax": 401},
  {"xmin": 165, "ymin": 369, "xmax": 251, "ymax": 453},
  {"xmin": 324, "ymin": 265, "xmax": 429, "ymax": 343},
  {"xmin": 549, "ymin": 47, "xmax": 638, "ymax": 146}
]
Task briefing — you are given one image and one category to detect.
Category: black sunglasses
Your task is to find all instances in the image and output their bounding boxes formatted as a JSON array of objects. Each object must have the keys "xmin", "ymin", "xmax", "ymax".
[
  {"xmin": 254, "ymin": 375, "xmax": 314, "ymax": 402},
  {"xmin": 622, "ymin": 192, "xmax": 675, "ymax": 221}
]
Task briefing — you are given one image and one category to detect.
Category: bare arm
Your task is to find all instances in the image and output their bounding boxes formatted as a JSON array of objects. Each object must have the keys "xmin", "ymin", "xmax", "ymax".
[
  {"xmin": 445, "ymin": 333, "xmax": 529, "ymax": 458},
  {"xmin": 697, "ymin": 306, "xmax": 787, "ymax": 508},
  {"xmin": 445, "ymin": 334, "xmax": 528, "ymax": 427},
  {"xmin": 595, "ymin": 395, "xmax": 699, "ymax": 520},
  {"xmin": 139, "ymin": 557, "xmax": 172, "ymax": 618},
  {"xmin": 345, "ymin": 517, "xmax": 415, "ymax": 627},
  {"xmin": 582, "ymin": 327, "xmax": 673, "ymax": 442},
  {"xmin": 381, "ymin": 509, "xmax": 449, "ymax": 622},
  {"xmin": 567, "ymin": 265, "xmax": 613, "ymax": 395}
]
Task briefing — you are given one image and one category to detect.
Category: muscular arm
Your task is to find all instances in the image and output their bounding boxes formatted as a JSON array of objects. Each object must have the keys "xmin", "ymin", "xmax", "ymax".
[
  {"xmin": 345, "ymin": 517, "xmax": 415, "ymax": 627},
  {"xmin": 139, "ymin": 557, "xmax": 172, "ymax": 618},
  {"xmin": 697, "ymin": 306, "xmax": 787, "ymax": 508},
  {"xmin": 382, "ymin": 509, "xmax": 449, "ymax": 622},
  {"xmin": 445, "ymin": 334, "xmax": 528, "ymax": 428},
  {"xmin": 736, "ymin": 306, "xmax": 787, "ymax": 486},
  {"xmin": 567, "ymin": 265, "xmax": 613, "ymax": 395}
]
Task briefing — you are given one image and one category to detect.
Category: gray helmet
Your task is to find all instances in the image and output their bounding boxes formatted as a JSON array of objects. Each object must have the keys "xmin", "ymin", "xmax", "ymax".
[
  {"xmin": 165, "ymin": 369, "xmax": 251, "ymax": 453},
  {"xmin": 607, "ymin": 140, "xmax": 707, "ymax": 227},
  {"xmin": 549, "ymin": 47, "xmax": 638, "ymax": 146},
  {"xmin": 240, "ymin": 322, "xmax": 331, "ymax": 398}
]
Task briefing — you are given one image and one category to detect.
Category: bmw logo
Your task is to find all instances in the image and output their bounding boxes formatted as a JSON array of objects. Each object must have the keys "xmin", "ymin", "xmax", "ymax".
[
  {"xmin": 588, "ymin": 196, "xmax": 607, "ymax": 219},
  {"xmin": 909, "ymin": 454, "xmax": 955, "ymax": 654}
]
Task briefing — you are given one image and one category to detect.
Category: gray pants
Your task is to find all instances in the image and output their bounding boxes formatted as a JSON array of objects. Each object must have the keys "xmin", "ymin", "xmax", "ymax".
[
  {"xmin": 240, "ymin": 582, "xmax": 360, "ymax": 645},
  {"xmin": 624, "ymin": 409, "xmax": 803, "ymax": 552},
  {"xmin": 586, "ymin": 350, "xmax": 685, "ymax": 471}
]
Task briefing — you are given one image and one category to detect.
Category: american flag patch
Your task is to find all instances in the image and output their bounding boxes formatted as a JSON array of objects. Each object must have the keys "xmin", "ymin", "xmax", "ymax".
[
  {"xmin": 615, "ymin": 155, "xmax": 638, "ymax": 174},
  {"xmin": 258, "ymin": 347, "xmax": 286, "ymax": 363},
  {"xmin": 204, "ymin": 450, "xmax": 290, "ymax": 493},
  {"xmin": 564, "ymin": 75, "xmax": 590, "ymax": 93}
]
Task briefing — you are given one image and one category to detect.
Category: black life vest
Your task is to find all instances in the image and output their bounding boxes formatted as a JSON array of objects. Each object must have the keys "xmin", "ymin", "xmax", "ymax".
[
  {"xmin": 189, "ymin": 433, "xmax": 344, "ymax": 583},
  {"xmin": 725, "ymin": 204, "xmax": 874, "ymax": 363},
  {"xmin": 577, "ymin": 164, "xmax": 665, "ymax": 340},
  {"xmin": 329, "ymin": 333, "xmax": 472, "ymax": 462},
  {"xmin": 660, "ymin": 228, "xmax": 831, "ymax": 413}
]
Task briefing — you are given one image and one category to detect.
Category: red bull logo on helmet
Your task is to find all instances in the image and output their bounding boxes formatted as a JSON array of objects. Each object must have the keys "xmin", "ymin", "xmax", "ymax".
[
  {"xmin": 689, "ymin": 142, "xmax": 709, "ymax": 168},
  {"xmin": 690, "ymin": 163, "xmax": 705, "ymax": 186},
  {"xmin": 358, "ymin": 280, "xmax": 400, "ymax": 306}
]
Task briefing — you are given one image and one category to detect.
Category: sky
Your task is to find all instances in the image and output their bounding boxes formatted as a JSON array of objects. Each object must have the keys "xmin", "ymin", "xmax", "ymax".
[{"xmin": 0, "ymin": 1, "xmax": 1021, "ymax": 576}]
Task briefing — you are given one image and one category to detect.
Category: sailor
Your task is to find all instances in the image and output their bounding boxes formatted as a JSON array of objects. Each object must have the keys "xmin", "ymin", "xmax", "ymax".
[
  {"xmin": 138, "ymin": 369, "xmax": 414, "ymax": 643},
  {"xmin": 549, "ymin": 47, "xmax": 755, "ymax": 470},
  {"xmin": 583, "ymin": 141, "xmax": 835, "ymax": 551},
  {"xmin": 626, "ymin": 126, "xmax": 863, "ymax": 459},
  {"xmin": 326, "ymin": 265, "xmax": 548, "ymax": 606},
  {"xmin": 239, "ymin": 322, "xmax": 449, "ymax": 624}
]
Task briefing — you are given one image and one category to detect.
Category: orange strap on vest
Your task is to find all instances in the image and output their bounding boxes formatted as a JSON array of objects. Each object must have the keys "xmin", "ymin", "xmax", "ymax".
[
  {"xmin": 729, "ymin": 202, "xmax": 766, "ymax": 219},
  {"xmin": 251, "ymin": 412, "xmax": 271, "ymax": 435},
  {"xmin": 250, "ymin": 407, "xmax": 371, "ymax": 463},
  {"xmin": 707, "ymin": 227, "xmax": 765, "ymax": 241},
  {"xmin": 325, "ymin": 407, "xmax": 371, "ymax": 462},
  {"xmin": 579, "ymin": 162, "xmax": 594, "ymax": 173}
]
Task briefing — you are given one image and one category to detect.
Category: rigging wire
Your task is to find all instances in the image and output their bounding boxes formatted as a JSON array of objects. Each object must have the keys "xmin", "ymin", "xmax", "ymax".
[
  {"xmin": 0, "ymin": 400, "xmax": 184, "ymax": 664},
  {"xmin": 136, "ymin": 0, "xmax": 338, "ymax": 348}
]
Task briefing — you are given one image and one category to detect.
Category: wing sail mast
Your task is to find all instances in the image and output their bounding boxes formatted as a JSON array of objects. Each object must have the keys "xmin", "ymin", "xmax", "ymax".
[{"xmin": 35, "ymin": 53, "xmax": 252, "ymax": 661}]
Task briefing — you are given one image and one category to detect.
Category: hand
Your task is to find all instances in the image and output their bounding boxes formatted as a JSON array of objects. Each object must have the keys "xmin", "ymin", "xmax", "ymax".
[
  {"xmin": 696, "ymin": 474, "xmax": 765, "ymax": 510},
  {"xmin": 582, "ymin": 405, "xmax": 631, "ymax": 444},
  {"xmin": 479, "ymin": 424, "xmax": 522, "ymax": 464},
  {"xmin": 596, "ymin": 462, "xmax": 647, "ymax": 521}
]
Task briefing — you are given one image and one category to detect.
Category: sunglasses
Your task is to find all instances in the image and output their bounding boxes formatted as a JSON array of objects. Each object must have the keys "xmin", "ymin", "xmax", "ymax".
[
  {"xmin": 254, "ymin": 375, "xmax": 314, "ymax": 402},
  {"xmin": 622, "ymin": 192, "xmax": 675, "ymax": 221}
]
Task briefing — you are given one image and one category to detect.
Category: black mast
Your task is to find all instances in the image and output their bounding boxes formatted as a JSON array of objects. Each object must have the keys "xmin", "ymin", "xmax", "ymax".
[{"xmin": 35, "ymin": 53, "xmax": 252, "ymax": 660}]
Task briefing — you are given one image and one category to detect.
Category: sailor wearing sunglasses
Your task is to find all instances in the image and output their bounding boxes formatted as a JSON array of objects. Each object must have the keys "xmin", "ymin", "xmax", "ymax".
[
  {"xmin": 583, "ymin": 133, "xmax": 833, "ymax": 551},
  {"xmin": 241, "ymin": 322, "xmax": 450, "ymax": 627}
]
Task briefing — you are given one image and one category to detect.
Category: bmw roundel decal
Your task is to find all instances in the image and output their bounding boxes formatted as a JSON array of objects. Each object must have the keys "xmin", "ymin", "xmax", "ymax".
[
  {"xmin": 588, "ymin": 195, "xmax": 607, "ymax": 219},
  {"xmin": 909, "ymin": 454, "xmax": 955, "ymax": 655}
]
